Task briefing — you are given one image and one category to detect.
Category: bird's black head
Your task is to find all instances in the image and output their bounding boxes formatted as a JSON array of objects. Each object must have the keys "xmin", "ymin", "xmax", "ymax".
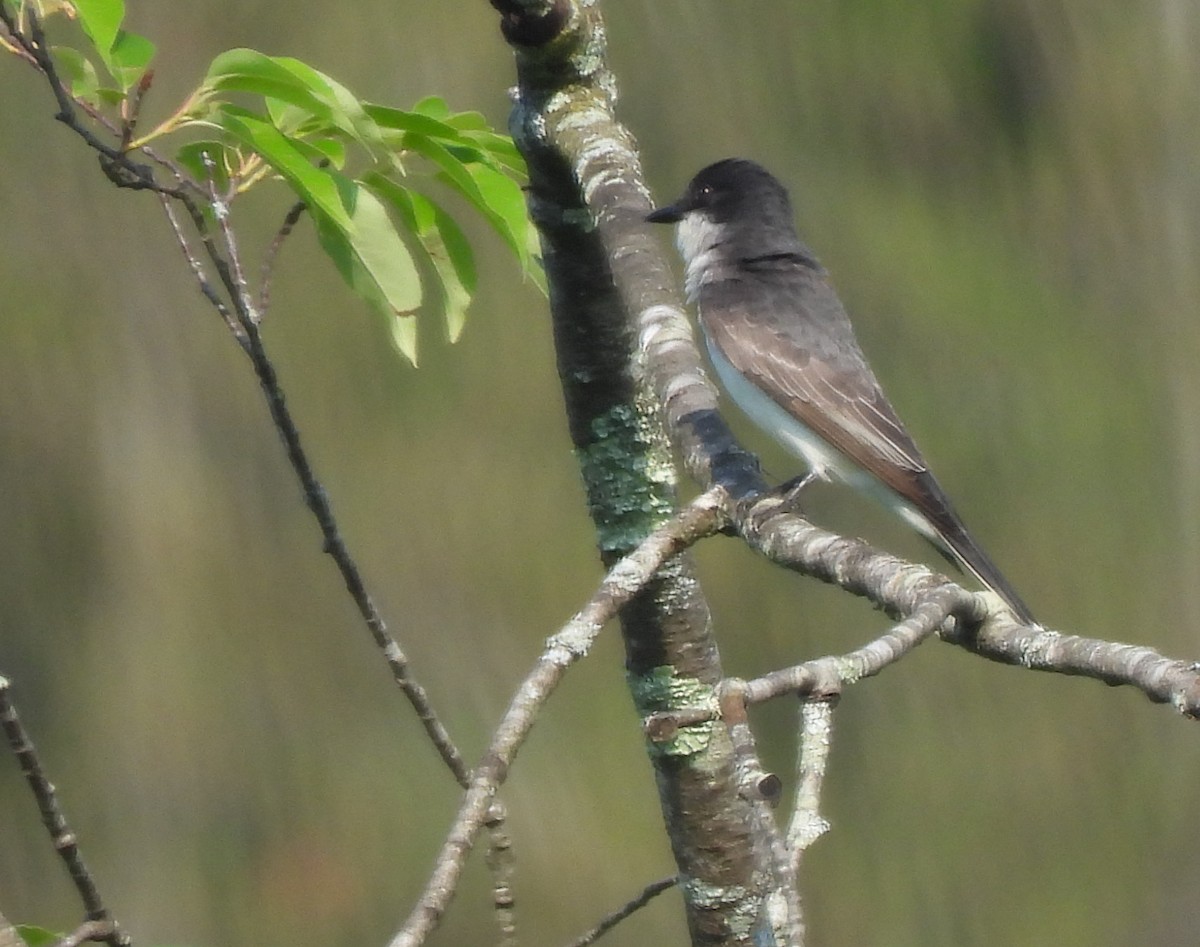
[{"xmin": 646, "ymin": 158, "xmax": 794, "ymax": 229}]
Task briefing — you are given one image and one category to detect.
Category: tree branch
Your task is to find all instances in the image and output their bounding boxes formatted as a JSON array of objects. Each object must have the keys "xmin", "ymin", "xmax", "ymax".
[
  {"xmin": 735, "ymin": 497, "xmax": 1200, "ymax": 715},
  {"xmin": 494, "ymin": 0, "xmax": 800, "ymax": 940},
  {"xmin": 0, "ymin": 678, "xmax": 130, "ymax": 947},
  {"xmin": 563, "ymin": 875, "xmax": 678, "ymax": 947},
  {"xmin": 1, "ymin": 0, "xmax": 483, "ymax": 820},
  {"xmin": 786, "ymin": 700, "xmax": 834, "ymax": 869},
  {"xmin": 389, "ymin": 490, "xmax": 725, "ymax": 947}
]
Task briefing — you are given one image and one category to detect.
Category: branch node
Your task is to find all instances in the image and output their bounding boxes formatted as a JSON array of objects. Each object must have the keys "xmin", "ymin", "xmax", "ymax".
[{"xmin": 491, "ymin": 0, "xmax": 571, "ymax": 47}]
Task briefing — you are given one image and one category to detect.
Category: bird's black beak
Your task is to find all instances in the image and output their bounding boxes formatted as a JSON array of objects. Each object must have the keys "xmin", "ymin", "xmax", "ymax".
[{"xmin": 646, "ymin": 203, "xmax": 684, "ymax": 224}]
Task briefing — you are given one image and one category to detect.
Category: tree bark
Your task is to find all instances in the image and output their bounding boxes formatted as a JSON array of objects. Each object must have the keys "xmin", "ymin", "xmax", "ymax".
[{"xmin": 492, "ymin": 0, "xmax": 792, "ymax": 942}]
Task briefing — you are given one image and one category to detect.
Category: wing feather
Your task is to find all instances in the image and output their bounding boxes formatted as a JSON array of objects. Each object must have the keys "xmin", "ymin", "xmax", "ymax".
[{"xmin": 700, "ymin": 269, "xmax": 930, "ymax": 496}]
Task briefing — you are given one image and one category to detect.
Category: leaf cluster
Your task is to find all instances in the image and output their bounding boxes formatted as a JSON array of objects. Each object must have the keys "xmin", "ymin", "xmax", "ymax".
[{"xmin": 8, "ymin": 0, "xmax": 544, "ymax": 363}]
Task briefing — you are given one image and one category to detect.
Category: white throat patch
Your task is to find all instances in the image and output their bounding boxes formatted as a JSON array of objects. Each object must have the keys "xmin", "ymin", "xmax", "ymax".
[{"xmin": 675, "ymin": 213, "xmax": 729, "ymax": 302}]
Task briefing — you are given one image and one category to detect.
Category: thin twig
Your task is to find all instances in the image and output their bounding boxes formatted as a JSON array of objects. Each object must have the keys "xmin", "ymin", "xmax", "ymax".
[
  {"xmin": 1, "ymin": 7, "xmax": 200, "ymax": 208},
  {"xmin": 235, "ymin": 315, "xmax": 474, "ymax": 784},
  {"xmin": 742, "ymin": 596, "xmax": 952, "ymax": 706},
  {"xmin": 203, "ymin": 151, "xmax": 259, "ymax": 327},
  {"xmin": 0, "ymin": 677, "xmax": 130, "ymax": 947},
  {"xmin": 388, "ymin": 489, "xmax": 726, "ymax": 947},
  {"xmin": 483, "ymin": 802, "xmax": 517, "ymax": 946},
  {"xmin": 183, "ymin": 171, "xmax": 474, "ymax": 782},
  {"xmin": 158, "ymin": 193, "xmax": 245, "ymax": 342},
  {"xmin": 18, "ymin": 11, "xmax": 151, "ymax": 190},
  {"xmin": 54, "ymin": 920, "xmax": 118, "ymax": 947},
  {"xmin": 0, "ymin": 12, "xmax": 36, "ymax": 65},
  {"xmin": 119, "ymin": 69, "xmax": 154, "ymax": 150},
  {"xmin": 258, "ymin": 199, "xmax": 308, "ymax": 317},
  {"xmin": 643, "ymin": 599, "xmax": 948, "ymax": 738},
  {"xmin": 562, "ymin": 876, "xmax": 678, "ymax": 947},
  {"xmin": 786, "ymin": 699, "xmax": 834, "ymax": 870},
  {"xmin": 3, "ymin": 0, "xmax": 474, "ymax": 789}
]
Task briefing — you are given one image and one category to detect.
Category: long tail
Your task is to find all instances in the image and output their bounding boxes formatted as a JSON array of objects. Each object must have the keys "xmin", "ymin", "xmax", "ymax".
[
  {"xmin": 932, "ymin": 519, "xmax": 1036, "ymax": 626},
  {"xmin": 897, "ymin": 469, "xmax": 1036, "ymax": 625}
]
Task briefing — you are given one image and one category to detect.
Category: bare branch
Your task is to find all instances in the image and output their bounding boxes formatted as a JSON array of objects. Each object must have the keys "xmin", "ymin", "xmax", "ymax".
[
  {"xmin": 718, "ymin": 687, "xmax": 805, "ymax": 944},
  {"xmin": 484, "ymin": 802, "xmax": 518, "ymax": 946},
  {"xmin": 258, "ymin": 199, "xmax": 308, "ymax": 317},
  {"xmin": 203, "ymin": 152, "xmax": 259, "ymax": 327},
  {"xmin": 54, "ymin": 920, "xmax": 118, "ymax": 947},
  {"xmin": 735, "ymin": 496, "xmax": 1200, "ymax": 715},
  {"xmin": 643, "ymin": 600, "xmax": 946, "ymax": 744},
  {"xmin": 946, "ymin": 621, "xmax": 1200, "ymax": 715},
  {"xmin": 119, "ymin": 69, "xmax": 154, "ymax": 150},
  {"xmin": 158, "ymin": 193, "xmax": 246, "ymax": 342},
  {"xmin": 786, "ymin": 700, "xmax": 834, "ymax": 869},
  {"xmin": 563, "ymin": 876, "xmax": 678, "ymax": 947},
  {"xmin": 0, "ymin": 678, "xmax": 130, "ymax": 947},
  {"xmin": 215, "ymin": 239, "xmax": 474, "ymax": 786},
  {"xmin": 388, "ymin": 489, "xmax": 725, "ymax": 947},
  {"xmin": 720, "ymin": 684, "xmax": 782, "ymax": 804},
  {"xmin": 1, "ymin": 4, "xmax": 475, "ymax": 788},
  {"xmin": 742, "ymin": 597, "xmax": 951, "ymax": 706}
]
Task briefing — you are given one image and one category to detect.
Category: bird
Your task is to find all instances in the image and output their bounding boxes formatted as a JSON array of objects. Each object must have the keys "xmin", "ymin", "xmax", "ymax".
[{"xmin": 646, "ymin": 157, "xmax": 1035, "ymax": 625}]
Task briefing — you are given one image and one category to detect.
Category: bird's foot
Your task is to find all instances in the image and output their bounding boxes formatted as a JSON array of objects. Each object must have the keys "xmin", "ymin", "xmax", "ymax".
[{"xmin": 776, "ymin": 470, "xmax": 818, "ymax": 513}]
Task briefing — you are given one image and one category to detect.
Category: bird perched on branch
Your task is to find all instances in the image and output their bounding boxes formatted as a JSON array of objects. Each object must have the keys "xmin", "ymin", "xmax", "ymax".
[{"xmin": 648, "ymin": 158, "xmax": 1035, "ymax": 625}]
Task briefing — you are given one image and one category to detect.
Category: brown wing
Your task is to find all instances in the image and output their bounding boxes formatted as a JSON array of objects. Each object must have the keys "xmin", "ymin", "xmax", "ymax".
[
  {"xmin": 699, "ymin": 269, "xmax": 935, "ymax": 501},
  {"xmin": 698, "ymin": 265, "xmax": 1036, "ymax": 625}
]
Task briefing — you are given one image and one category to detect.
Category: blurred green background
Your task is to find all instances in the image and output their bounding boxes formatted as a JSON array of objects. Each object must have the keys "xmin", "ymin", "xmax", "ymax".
[{"xmin": 2, "ymin": 1, "xmax": 1198, "ymax": 944}]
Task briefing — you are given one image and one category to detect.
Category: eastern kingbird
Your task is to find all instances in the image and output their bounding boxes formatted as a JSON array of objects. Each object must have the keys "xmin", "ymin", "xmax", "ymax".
[{"xmin": 647, "ymin": 158, "xmax": 1035, "ymax": 625}]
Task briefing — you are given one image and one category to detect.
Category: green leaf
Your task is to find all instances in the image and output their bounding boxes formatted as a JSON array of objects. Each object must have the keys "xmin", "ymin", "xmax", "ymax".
[
  {"xmin": 411, "ymin": 95, "xmax": 451, "ymax": 120},
  {"xmin": 388, "ymin": 307, "xmax": 419, "ymax": 365},
  {"xmin": 460, "ymin": 129, "xmax": 525, "ymax": 173},
  {"xmin": 211, "ymin": 110, "xmax": 413, "ymax": 343},
  {"xmin": 202, "ymin": 49, "xmax": 383, "ymax": 155},
  {"xmin": 282, "ymin": 135, "xmax": 345, "ymax": 174},
  {"xmin": 263, "ymin": 96, "xmax": 317, "ymax": 135},
  {"xmin": 211, "ymin": 74, "xmax": 327, "ymax": 116},
  {"xmin": 363, "ymin": 103, "xmax": 523, "ymax": 172},
  {"xmin": 108, "ymin": 29, "xmax": 155, "ymax": 90},
  {"xmin": 442, "ymin": 110, "xmax": 490, "ymax": 131},
  {"xmin": 95, "ymin": 87, "xmax": 126, "ymax": 106},
  {"xmin": 403, "ymin": 134, "xmax": 543, "ymax": 292},
  {"xmin": 364, "ymin": 103, "xmax": 467, "ymax": 142},
  {"xmin": 404, "ymin": 135, "xmax": 514, "ymax": 249},
  {"xmin": 367, "ymin": 174, "xmax": 476, "ymax": 343},
  {"xmin": 463, "ymin": 161, "xmax": 538, "ymax": 272},
  {"xmin": 273, "ymin": 57, "xmax": 383, "ymax": 152},
  {"xmin": 203, "ymin": 49, "xmax": 332, "ymax": 121},
  {"xmin": 15, "ymin": 925, "xmax": 61, "ymax": 947},
  {"xmin": 72, "ymin": 0, "xmax": 124, "ymax": 60},
  {"xmin": 306, "ymin": 137, "xmax": 346, "ymax": 168},
  {"xmin": 310, "ymin": 180, "xmax": 423, "ymax": 364},
  {"xmin": 51, "ymin": 45, "xmax": 101, "ymax": 104},
  {"xmin": 211, "ymin": 105, "xmax": 352, "ymax": 229}
]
